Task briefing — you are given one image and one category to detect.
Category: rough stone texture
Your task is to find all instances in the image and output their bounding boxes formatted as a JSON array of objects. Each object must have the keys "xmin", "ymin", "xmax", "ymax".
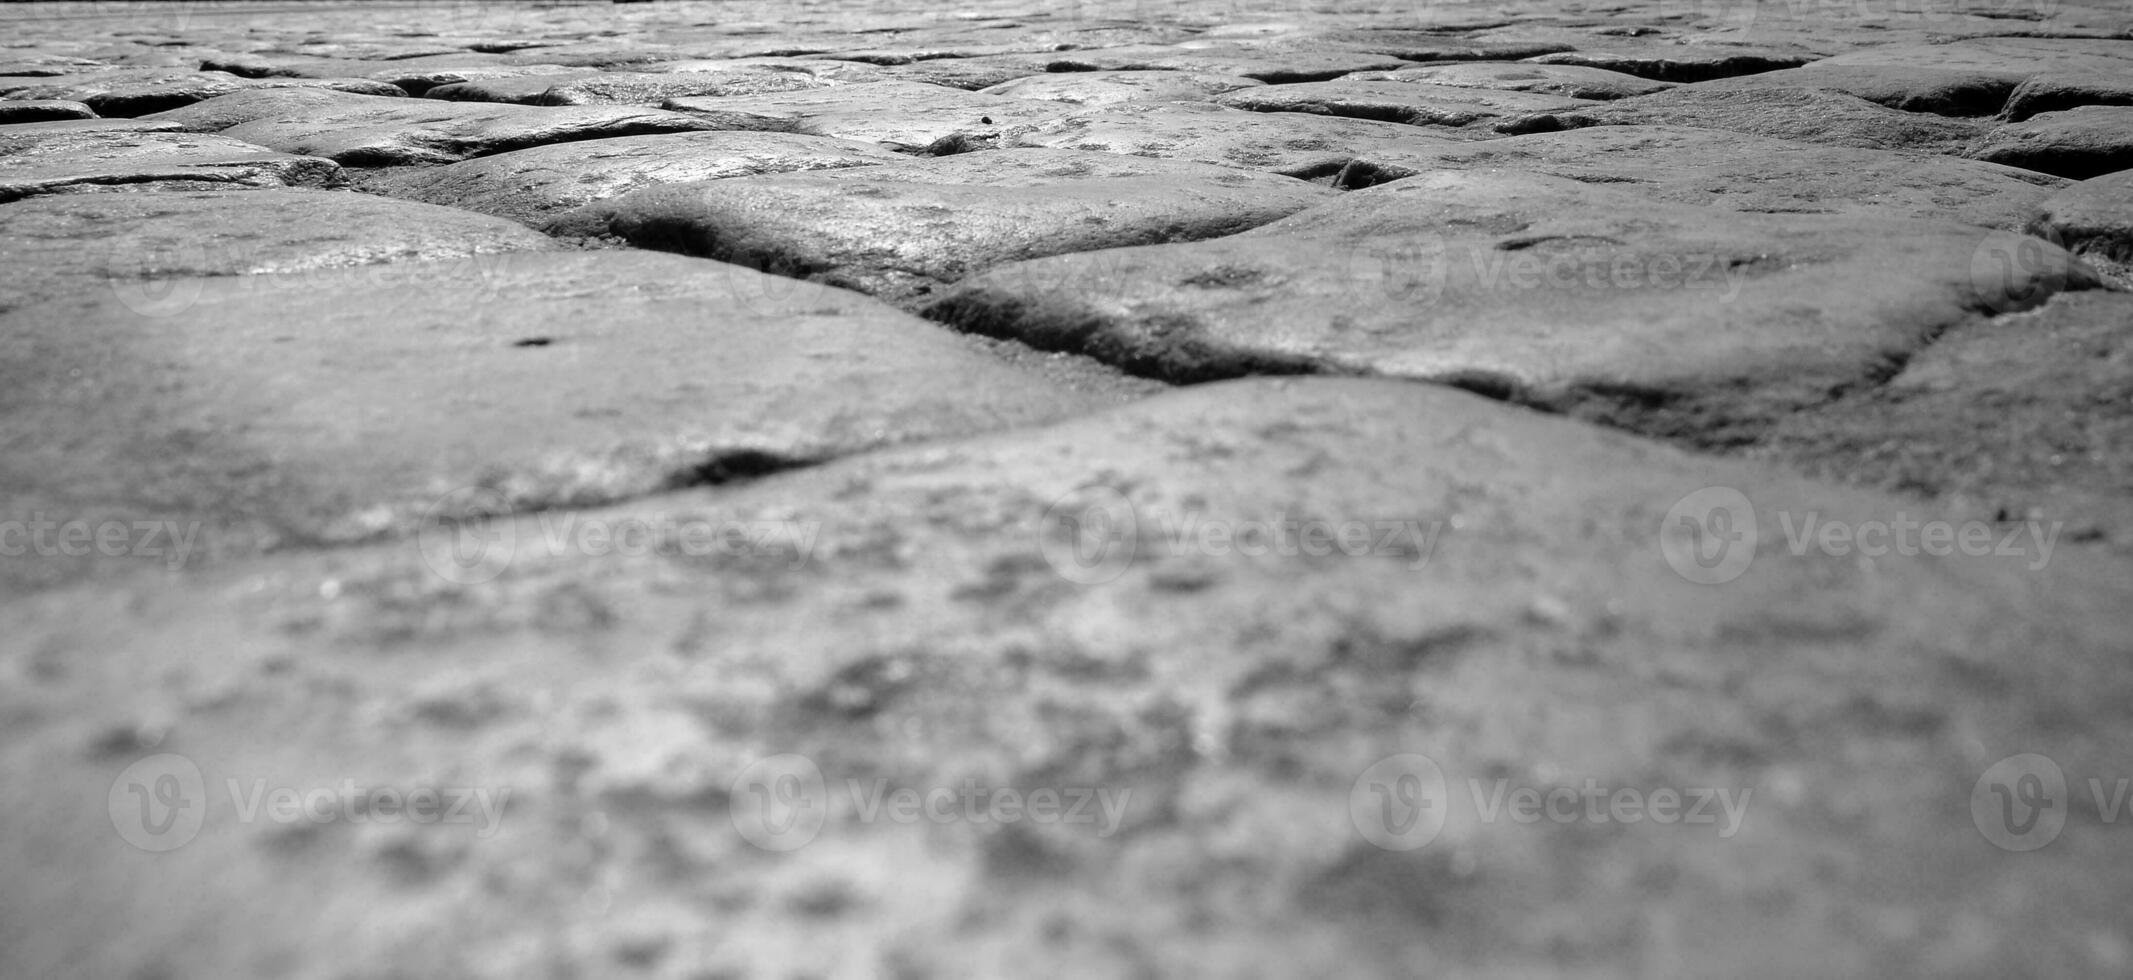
[
  {"xmin": 2030, "ymin": 167, "xmax": 2133, "ymax": 263},
  {"xmin": 926, "ymin": 170, "xmax": 2098, "ymax": 443},
  {"xmin": 979, "ymin": 70, "xmax": 1265, "ymax": 107},
  {"xmin": 1757, "ymin": 291, "xmax": 2133, "ymax": 553},
  {"xmin": 1, "ymin": 68, "xmax": 405, "ymax": 116},
  {"xmin": 1341, "ymin": 61, "xmax": 1675, "ymax": 100},
  {"xmin": 139, "ymin": 86, "xmax": 385, "ymax": 131},
  {"xmin": 1338, "ymin": 125, "xmax": 2068, "ymax": 231},
  {"xmin": 1965, "ymin": 107, "xmax": 2133, "ymax": 180},
  {"xmin": 1030, "ymin": 43, "xmax": 1410, "ymax": 83},
  {"xmin": 1695, "ymin": 64, "xmax": 2024, "ymax": 117},
  {"xmin": 996, "ymin": 100, "xmax": 1463, "ymax": 179},
  {"xmin": 1817, "ymin": 37, "xmax": 2133, "ymax": 121},
  {"xmin": 0, "ymin": 117, "xmax": 187, "ymax": 136},
  {"xmin": 1213, "ymin": 79, "xmax": 1592, "ymax": 134},
  {"xmin": 0, "ymin": 249, "xmax": 1118, "ymax": 583},
  {"xmin": 0, "ymin": 129, "xmax": 341, "ymax": 202},
  {"xmin": 203, "ymin": 91, "xmax": 720, "ymax": 166},
  {"xmin": 2003, "ymin": 73, "xmax": 2133, "ymax": 123},
  {"xmin": 0, "ymin": 98, "xmax": 96, "ymax": 123},
  {"xmin": 424, "ymin": 62, "xmax": 884, "ymax": 107},
  {"xmin": 1524, "ymin": 46, "xmax": 1812, "ymax": 82},
  {"xmin": 358, "ymin": 130, "xmax": 904, "ymax": 228},
  {"xmin": 0, "ymin": 188, "xmax": 559, "ymax": 313},
  {"xmin": 663, "ymin": 80, "xmax": 1071, "ymax": 151},
  {"xmin": 1508, "ymin": 87, "xmax": 1989, "ymax": 154},
  {"xmin": 6, "ymin": 377, "xmax": 2130, "ymax": 979},
  {"xmin": 553, "ymin": 149, "xmax": 1336, "ymax": 304}
]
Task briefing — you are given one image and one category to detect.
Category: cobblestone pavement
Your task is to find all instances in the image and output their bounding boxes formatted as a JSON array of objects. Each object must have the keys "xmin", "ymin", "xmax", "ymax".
[{"xmin": 4, "ymin": 2, "xmax": 2132, "ymax": 977}]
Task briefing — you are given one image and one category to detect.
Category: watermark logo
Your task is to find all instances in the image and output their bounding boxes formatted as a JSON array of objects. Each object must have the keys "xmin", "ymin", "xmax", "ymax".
[
  {"xmin": 109, "ymin": 754, "xmax": 206, "ymax": 852},
  {"xmin": 1971, "ymin": 228, "xmax": 2090, "ymax": 314},
  {"xmin": 1036, "ymin": 486, "xmax": 1445, "ymax": 584},
  {"xmin": 1660, "ymin": 486, "xmax": 1759, "ymax": 585},
  {"xmin": 415, "ymin": 488, "xmax": 821, "ymax": 585},
  {"xmin": 1972, "ymin": 753, "xmax": 2129, "ymax": 852},
  {"xmin": 728, "ymin": 754, "xmax": 1134, "ymax": 852},
  {"xmin": 1660, "ymin": 487, "xmax": 2062, "ymax": 584},
  {"xmin": 108, "ymin": 754, "xmax": 511, "ymax": 852},
  {"xmin": 1350, "ymin": 753, "xmax": 1753, "ymax": 848},
  {"xmin": 1350, "ymin": 754, "xmax": 1449, "ymax": 851},
  {"xmin": 0, "ymin": 514, "xmax": 202, "ymax": 570}
]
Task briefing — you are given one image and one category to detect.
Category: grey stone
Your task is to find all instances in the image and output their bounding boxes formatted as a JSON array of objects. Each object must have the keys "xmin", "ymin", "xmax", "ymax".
[
  {"xmin": 553, "ymin": 148, "xmax": 1336, "ymax": 304},
  {"xmin": 925, "ymin": 170, "xmax": 2098, "ymax": 442},
  {"xmin": 0, "ymin": 99, "xmax": 95, "ymax": 123},
  {"xmin": 1695, "ymin": 64, "xmax": 2023, "ymax": 117},
  {"xmin": 1965, "ymin": 107, "xmax": 2133, "ymax": 180},
  {"xmin": 0, "ymin": 129, "xmax": 340, "ymax": 203},
  {"xmin": 1508, "ymin": 87, "xmax": 1989, "ymax": 154},
  {"xmin": 0, "ymin": 187, "xmax": 558, "ymax": 313},
  {"xmin": 1524, "ymin": 46, "xmax": 1811, "ymax": 82},
  {"xmin": 1213, "ymin": 80, "xmax": 1592, "ymax": 134},
  {"xmin": 979, "ymin": 70, "xmax": 1264, "ymax": 107},
  {"xmin": 1339, "ymin": 125, "xmax": 2067, "ymax": 231},
  {"xmin": 2030, "ymin": 167, "xmax": 2133, "ymax": 262},
  {"xmin": 359, "ymin": 130, "xmax": 904, "ymax": 228},
  {"xmin": 200, "ymin": 91, "xmax": 719, "ymax": 166},
  {"xmin": 663, "ymin": 80, "xmax": 1071, "ymax": 151},
  {"xmin": 2, "ymin": 68, "xmax": 405, "ymax": 116},
  {"xmin": 997, "ymin": 100, "xmax": 1462, "ymax": 180},
  {"xmin": 1341, "ymin": 62, "xmax": 1676, "ymax": 101}
]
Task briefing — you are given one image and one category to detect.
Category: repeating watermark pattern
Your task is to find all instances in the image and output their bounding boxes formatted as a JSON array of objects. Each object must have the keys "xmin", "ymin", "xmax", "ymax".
[
  {"xmin": 1660, "ymin": 486, "xmax": 2062, "ymax": 585},
  {"xmin": 0, "ymin": 515, "xmax": 200, "ymax": 570},
  {"xmin": 1350, "ymin": 753, "xmax": 1752, "ymax": 851},
  {"xmin": 1357, "ymin": 238, "xmax": 1759, "ymax": 305},
  {"xmin": 109, "ymin": 753, "xmax": 511, "ymax": 852},
  {"xmin": 417, "ymin": 486, "xmax": 820, "ymax": 585},
  {"xmin": 728, "ymin": 754, "xmax": 1132, "ymax": 852},
  {"xmin": 1972, "ymin": 753, "xmax": 2129, "ymax": 852},
  {"xmin": 1038, "ymin": 485, "xmax": 1444, "ymax": 585}
]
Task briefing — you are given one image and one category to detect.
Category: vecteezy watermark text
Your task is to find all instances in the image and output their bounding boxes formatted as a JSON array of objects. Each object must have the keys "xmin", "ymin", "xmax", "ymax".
[
  {"xmin": 1040, "ymin": 485, "xmax": 1443, "ymax": 585},
  {"xmin": 729, "ymin": 754, "xmax": 1132, "ymax": 852},
  {"xmin": 1350, "ymin": 754, "xmax": 1752, "ymax": 850},
  {"xmin": 1, "ymin": 515, "xmax": 200, "ymax": 570},
  {"xmin": 1972, "ymin": 753, "xmax": 2130, "ymax": 852},
  {"xmin": 1660, "ymin": 486, "xmax": 2061, "ymax": 584},
  {"xmin": 418, "ymin": 487, "xmax": 819, "ymax": 584},
  {"xmin": 109, "ymin": 754, "xmax": 510, "ymax": 852}
]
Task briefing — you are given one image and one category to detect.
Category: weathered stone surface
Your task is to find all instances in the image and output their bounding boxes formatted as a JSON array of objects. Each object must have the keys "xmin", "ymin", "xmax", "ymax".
[
  {"xmin": 0, "ymin": 98, "xmax": 94, "ymax": 123},
  {"xmin": 359, "ymin": 130, "xmax": 903, "ymax": 228},
  {"xmin": 1309, "ymin": 31, "xmax": 1574, "ymax": 62},
  {"xmin": 425, "ymin": 61, "xmax": 885, "ymax": 106},
  {"xmin": 1525, "ymin": 46, "xmax": 1811, "ymax": 82},
  {"xmin": 0, "ymin": 249, "xmax": 1121, "ymax": 585},
  {"xmin": 0, "ymin": 188, "xmax": 557, "ymax": 313},
  {"xmin": 1339, "ymin": 125, "xmax": 2067, "ymax": 231},
  {"xmin": 926, "ymin": 170, "xmax": 2098, "ymax": 441},
  {"xmin": 999, "ymin": 100, "xmax": 1462, "ymax": 179},
  {"xmin": 1509, "ymin": 87, "xmax": 1988, "ymax": 153},
  {"xmin": 663, "ymin": 80, "xmax": 1071, "ymax": 151},
  {"xmin": 1965, "ymin": 107, "xmax": 2133, "ymax": 180},
  {"xmin": 2, "ymin": 68, "xmax": 405, "ymax": 116},
  {"xmin": 2030, "ymin": 167, "xmax": 2133, "ymax": 262},
  {"xmin": 198, "ymin": 91, "xmax": 719, "ymax": 166},
  {"xmin": 1034, "ymin": 43, "xmax": 1410, "ymax": 83},
  {"xmin": 0, "ymin": 117, "xmax": 186, "ymax": 136},
  {"xmin": 138, "ymin": 86, "xmax": 382, "ymax": 131},
  {"xmin": 368, "ymin": 63, "xmax": 587, "ymax": 97},
  {"xmin": 1342, "ymin": 61, "xmax": 1675, "ymax": 101},
  {"xmin": 1213, "ymin": 80, "xmax": 1592, "ymax": 134},
  {"xmin": 1696, "ymin": 64, "xmax": 2022, "ymax": 117},
  {"xmin": 554, "ymin": 149, "xmax": 1336, "ymax": 304},
  {"xmin": 0, "ymin": 129, "xmax": 340, "ymax": 202},
  {"xmin": 980, "ymin": 70, "xmax": 1263, "ymax": 107},
  {"xmin": 2003, "ymin": 73, "xmax": 2133, "ymax": 123},
  {"xmin": 1758, "ymin": 291, "xmax": 2133, "ymax": 553},
  {"xmin": 6, "ymin": 377, "xmax": 2129, "ymax": 979},
  {"xmin": 869, "ymin": 56, "xmax": 1050, "ymax": 91}
]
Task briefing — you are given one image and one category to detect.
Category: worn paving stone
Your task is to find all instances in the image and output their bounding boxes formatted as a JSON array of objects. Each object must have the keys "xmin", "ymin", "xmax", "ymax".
[
  {"xmin": 1508, "ymin": 86, "xmax": 1990, "ymax": 154},
  {"xmin": 0, "ymin": 187, "xmax": 558, "ymax": 314},
  {"xmin": 0, "ymin": 117, "xmax": 187, "ymax": 136},
  {"xmin": 358, "ymin": 129, "xmax": 904, "ymax": 228},
  {"xmin": 553, "ymin": 148, "xmax": 1336, "ymax": 305},
  {"xmin": 925, "ymin": 170, "xmax": 2098, "ymax": 443},
  {"xmin": 1305, "ymin": 30, "xmax": 1574, "ymax": 62},
  {"xmin": 1757, "ymin": 291, "xmax": 2133, "ymax": 553},
  {"xmin": 5, "ymin": 377, "xmax": 2129, "ymax": 978},
  {"xmin": 1, "ymin": 68, "xmax": 406, "ymax": 116},
  {"xmin": 1213, "ymin": 79, "xmax": 1593, "ymax": 135},
  {"xmin": 1341, "ymin": 61, "xmax": 1676, "ymax": 101},
  {"xmin": 2030, "ymin": 167, "xmax": 2133, "ymax": 264},
  {"xmin": 0, "ymin": 249, "xmax": 1120, "ymax": 586},
  {"xmin": 1816, "ymin": 37, "xmax": 2133, "ymax": 121},
  {"xmin": 1964, "ymin": 106, "xmax": 2133, "ymax": 180},
  {"xmin": 662, "ymin": 80, "xmax": 1072, "ymax": 151},
  {"xmin": 1695, "ymin": 64, "xmax": 2023, "ymax": 117},
  {"xmin": 0, "ymin": 129, "xmax": 340, "ymax": 203},
  {"xmin": 867, "ymin": 56, "xmax": 1052, "ymax": 91},
  {"xmin": 368, "ymin": 62, "xmax": 590, "ymax": 97},
  {"xmin": 188, "ymin": 90, "xmax": 721, "ymax": 166},
  {"xmin": 1524, "ymin": 45, "xmax": 1812, "ymax": 82},
  {"xmin": 979, "ymin": 70, "xmax": 1264, "ymax": 107},
  {"xmin": 994, "ymin": 100, "xmax": 1461, "ymax": 179},
  {"xmin": 1338, "ymin": 125, "xmax": 2067, "ymax": 231},
  {"xmin": 425, "ymin": 60, "xmax": 887, "ymax": 106},
  {"xmin": 1032, "ymin": 43, "xmax": 1411, "ymax": 83},
  {"xmin": 137, "ymin": 86, "xmax": 386, "ymax": 132},
  {"xmin": 0, "ymin": 98, "xmax": 94, "ymax": 123}
]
